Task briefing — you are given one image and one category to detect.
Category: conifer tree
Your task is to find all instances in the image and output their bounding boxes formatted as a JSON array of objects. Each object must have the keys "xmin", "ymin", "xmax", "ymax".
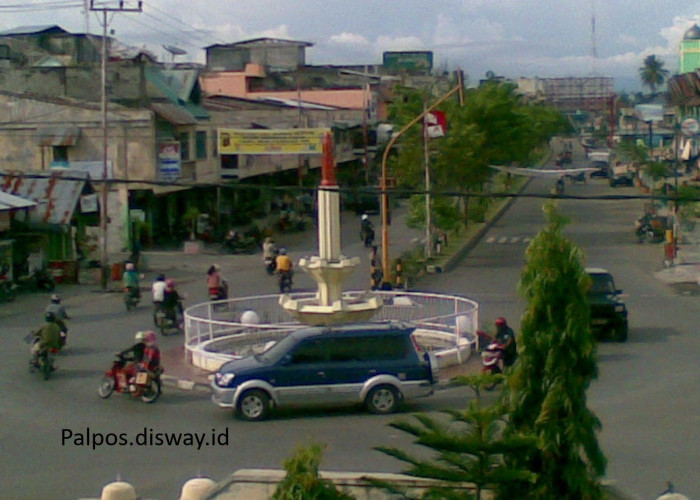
[
  {"xmin": 503, "ymin": 202, "xmax": 607, "ymax": 499},
  {"xmin": 375, "ymin": 374, "xmax": 535, "ymax": 499}
]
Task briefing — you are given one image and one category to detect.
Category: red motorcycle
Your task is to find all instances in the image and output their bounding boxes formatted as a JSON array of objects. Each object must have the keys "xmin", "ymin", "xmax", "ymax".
[
  {"xmin": 98, "ymin": 352, "xmax": 162, "ymax": 403},
  {"xmin": 478, "ymin": 330, "xmax": 504, "ymax": 390}
]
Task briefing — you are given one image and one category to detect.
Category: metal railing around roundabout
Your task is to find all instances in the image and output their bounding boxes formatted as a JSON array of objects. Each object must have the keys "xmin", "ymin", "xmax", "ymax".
[{"xmin": 183, "ymin": 290, "xmax": 480, "ymax": 372}]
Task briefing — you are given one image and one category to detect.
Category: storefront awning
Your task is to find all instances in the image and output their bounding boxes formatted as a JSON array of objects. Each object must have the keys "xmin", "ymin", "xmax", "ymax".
[
  {"xmin": 151, "ymin": 102, "xmax": 197, "ymax": 126},
  {"xmin": 1, "ymin": 170, "xmax": 89, "ymax": 225},
  {"xmin": 39, "ymin": 127, "xmax": 81, "ymax": 146},
  {"xmin": 0, "ymin": 191, "xmax": 37, "ymax": 211}
]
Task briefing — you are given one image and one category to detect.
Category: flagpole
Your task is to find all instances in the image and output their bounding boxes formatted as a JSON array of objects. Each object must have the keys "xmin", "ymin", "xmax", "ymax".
[
  {"xmin": 379, "ymin": 77, "xmax": 463, "ymax": 285},
  {"xmin": 423, "ymin": 102, "xmax": 432, "ymax": 259}
]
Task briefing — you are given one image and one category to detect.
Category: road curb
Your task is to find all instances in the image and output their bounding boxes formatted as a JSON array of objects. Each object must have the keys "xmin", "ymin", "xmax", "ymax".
[{"xmin": 161, "ymin": 374, "xmax": 211, "ymax": 393}]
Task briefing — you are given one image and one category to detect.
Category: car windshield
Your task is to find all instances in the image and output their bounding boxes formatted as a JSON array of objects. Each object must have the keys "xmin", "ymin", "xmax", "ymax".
[
  {"xmin": 258, "ymin": 332, "xmax": 300, "ymax": 364},
  {"xmin": 589, "ymin": 274, "xmax": 616, "ymax": 294}
]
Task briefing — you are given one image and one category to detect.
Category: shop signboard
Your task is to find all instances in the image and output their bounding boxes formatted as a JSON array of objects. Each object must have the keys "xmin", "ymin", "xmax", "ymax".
[
  {"xmin": 383, "ymin": 51, "xmax": 433, "ymax": 73},
  {"xmin": 158, "ymin": 142, "xmax": 181, "ymax": 181},
  {"xmin": 218, "ymin": 128, "xmax": 329, "ymax": 155}
]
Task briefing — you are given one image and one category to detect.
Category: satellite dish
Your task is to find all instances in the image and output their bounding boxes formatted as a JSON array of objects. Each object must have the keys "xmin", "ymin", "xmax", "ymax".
[
  {"xmin": 163, "ymin": 44, "xmax": 187, "ymax": 62},
  {"xmin": 163, "ymin": 45, "xmax": 187, "ymax": 56},
  {"xmin": 485, "ymin": 70, "xmax": 495, "ymax": 79}
]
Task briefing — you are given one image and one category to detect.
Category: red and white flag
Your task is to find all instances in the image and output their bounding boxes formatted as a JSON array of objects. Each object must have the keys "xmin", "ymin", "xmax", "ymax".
[{"xmin": 424, "ymin": 111, "xmax": 447, "ymax": 138}]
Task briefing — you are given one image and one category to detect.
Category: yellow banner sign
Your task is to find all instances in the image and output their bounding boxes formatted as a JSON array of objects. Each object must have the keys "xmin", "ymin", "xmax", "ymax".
[{"xmin": 218, "ymin": 128, "xmax": 330, "ymax": 155}]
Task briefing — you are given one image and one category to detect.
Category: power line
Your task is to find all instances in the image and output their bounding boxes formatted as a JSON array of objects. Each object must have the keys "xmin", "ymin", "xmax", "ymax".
[{"xmin": 0, "ymin": 170, "xmax": 689, "ymax": 203}]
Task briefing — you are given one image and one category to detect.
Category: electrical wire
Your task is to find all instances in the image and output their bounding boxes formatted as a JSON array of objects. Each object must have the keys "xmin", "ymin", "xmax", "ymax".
[{"xmin": 0, "ymin": 170, "xmax": 692, "ymax": 204}]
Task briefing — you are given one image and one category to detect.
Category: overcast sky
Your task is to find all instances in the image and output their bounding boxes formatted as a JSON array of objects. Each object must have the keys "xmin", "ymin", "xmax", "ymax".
[{"xmin": 4, "ymin": 1, "xmax": 700, "ymax": 91}]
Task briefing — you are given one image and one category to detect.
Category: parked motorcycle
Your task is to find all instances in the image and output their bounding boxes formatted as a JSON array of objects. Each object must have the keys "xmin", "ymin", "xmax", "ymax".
[
  {"xmin": 98, "ymin": 352, "xmax": 162, "ymax": 403},
  {"xmin": 278, "ymin": 270, "xmax": 293, "ymax": 294},
  {"xmin": 15, "ymin": 268, "xmax": 56, "ymax": 293},
  {"xmin": 124, "ymin": 286, "xmax": 140, "ymax": 311},
  {"xmin": 480, "ymin": 340, "xmax": 505, "ymax": 391}
]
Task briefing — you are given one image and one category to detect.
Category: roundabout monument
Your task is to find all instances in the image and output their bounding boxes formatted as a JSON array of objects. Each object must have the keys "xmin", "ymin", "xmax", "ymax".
[{"xmin": 183, "ymin": 132, "xmax": 480, "ymax": 372}]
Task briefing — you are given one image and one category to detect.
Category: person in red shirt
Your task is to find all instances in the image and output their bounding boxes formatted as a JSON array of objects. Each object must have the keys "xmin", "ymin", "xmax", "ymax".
[{"xmin": 139, "ymin": 331, "xmax": 161, "ymax": 375}]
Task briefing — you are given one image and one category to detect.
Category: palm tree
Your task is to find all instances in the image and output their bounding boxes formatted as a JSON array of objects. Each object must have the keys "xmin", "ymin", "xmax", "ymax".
[{"xmin": 639, "ymin": 54, "xmax": 669, "ymax": 93}]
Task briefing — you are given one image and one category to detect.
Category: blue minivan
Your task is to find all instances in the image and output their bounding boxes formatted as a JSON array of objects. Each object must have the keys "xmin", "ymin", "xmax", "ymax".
[{"xmin": 211, "ymin": 322, "xmax": 438, "ymax": 421}]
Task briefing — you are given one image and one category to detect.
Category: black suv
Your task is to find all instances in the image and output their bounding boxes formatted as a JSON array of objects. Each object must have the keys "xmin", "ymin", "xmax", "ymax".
[
  {"xmin": 211, "ymin": 321, "xmax": 438, "ymax": 421},
  {"xmin": 586, "ymin": 267, "xmax": 628, "ymax": 342}
]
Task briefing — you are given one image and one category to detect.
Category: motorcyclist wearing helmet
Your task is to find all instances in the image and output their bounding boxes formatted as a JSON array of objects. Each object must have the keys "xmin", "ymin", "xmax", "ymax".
[
  {"xmin": 123, "ymin": 262, "xmax": 141, "ymax": 300},
  {"xmin": 121, "ymin": 331, "xmax": 146, "ymax": 380},
  {"xmin": 274, "ymin": 248, "xmax": 293, "ymax": 273},
  {"xmin": 494, "ymin": 317, "xmax": 517, "ymax": 367},
  {"xmin": 45, "ymin": 294, "xmax": 69, "ymax": 334},
  {"xmin": 161, "ymin": 278, "xmax": 184, "ymax": 322},
  {"xmin": 31, "ymin": 312, "xmax": 62, "ymax": 368}
]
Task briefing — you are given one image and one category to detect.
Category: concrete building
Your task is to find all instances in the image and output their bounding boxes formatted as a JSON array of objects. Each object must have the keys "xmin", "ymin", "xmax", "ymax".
[{"xmin": 679, "ymin": 24, "xmax": 700, "ymax": 75}]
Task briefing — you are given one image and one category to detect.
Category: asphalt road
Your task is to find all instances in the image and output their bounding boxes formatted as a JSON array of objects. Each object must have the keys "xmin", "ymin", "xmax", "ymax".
[{"xmin": 2, "ymin": 170, "xmax": 698, "ymax": 499}]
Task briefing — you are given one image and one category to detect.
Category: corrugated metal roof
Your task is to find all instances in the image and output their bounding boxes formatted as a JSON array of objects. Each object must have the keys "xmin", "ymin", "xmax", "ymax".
[
  {"xmin": 1, "ymin": 170, "xmax": 88, "ymax": 225},
  {"xmin": 0, "ymin": 25, "xmax": 67, "ymax": 36},
  {"xmin": 0, "ymin": 191, "xmax": 37, "ymax": 211},
  {"xmin": 39, "ymin": 127, "xmax": 81, "ymax": 146},
  {"xmin": 151, "ymin": 102, "xmax": 197, "ymax": 126}
]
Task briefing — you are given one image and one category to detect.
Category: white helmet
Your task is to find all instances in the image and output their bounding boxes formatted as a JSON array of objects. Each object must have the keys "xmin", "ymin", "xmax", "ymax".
[
  {"xmin": 134, "ymin": 331, "xmax": 146, "ymax": 342},
  {"xmin": 361, "ymin": 214, "xmax": 368, "ymax": 221}
]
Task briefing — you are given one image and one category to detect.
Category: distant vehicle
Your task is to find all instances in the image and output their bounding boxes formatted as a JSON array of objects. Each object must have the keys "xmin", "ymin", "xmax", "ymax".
[
  {"xmin": 211, "ymin": 322, "xmax": 438, "ymax": 421},
  {"xmin": 586, "ymin": 149, "xmax": 612, "ymax": 178},
  {"xmin": 609, "ymin": 163, "xmax": 635, "ymax": 187},
  {"xmin": 586, "ymin": 267, "xmax": 628, "ymax": 342},
  {"xmin": 589, "ymin": 161, "xmax": 611, "ymax": 178}
]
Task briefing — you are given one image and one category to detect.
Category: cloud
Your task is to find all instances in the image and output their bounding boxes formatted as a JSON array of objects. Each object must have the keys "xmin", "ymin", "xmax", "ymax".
[{"xmin": 328, "ymin": 32, "xmax": 370, "ymax": 46}]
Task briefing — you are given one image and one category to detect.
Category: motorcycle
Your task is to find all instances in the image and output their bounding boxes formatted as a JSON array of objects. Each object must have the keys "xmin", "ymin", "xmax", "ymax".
[
  {"xmin": 360, "ymin": 224, "xmax": 375, "ymax": 248},
  {"xmin": 278, "ymin": 270, "xmax": 293, "ymax": 294},
  {"xmin": 264, "ymin": 256, "xmax": 277, "ymax": 276},
  {"xmin": 98, "ymin": 352, "xmax": 162, "ymax": 403},
  {"xmin": 209, "ymin": 280, "xmax": 228, "ymax": 312},
  {"xmin": 635, "ymin": 215, "xmax": 665, "ymax": 243},
  {"xmin": 154, "ymin": 303, "xmax": 182, "ymax": 336},
  {"xmin": 480, "ymin": 340, "xmax": 505, "ymax": 391},
  {"xmin": 15, "ymin": 268, "xmax": 56, "ymax": 293},
  {"xmin": 124, "ymin": 286, "xmax": 140, "ymax": 311},
  {"xmin": 28, "ymin": 335, "xmax": 57, "ymax": 380}
]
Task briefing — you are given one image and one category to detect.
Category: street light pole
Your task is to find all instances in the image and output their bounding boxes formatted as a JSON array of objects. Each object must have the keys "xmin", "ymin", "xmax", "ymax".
[{"xmin": 379, "ymin": 72, "xmax": 463, "ymax": 285}]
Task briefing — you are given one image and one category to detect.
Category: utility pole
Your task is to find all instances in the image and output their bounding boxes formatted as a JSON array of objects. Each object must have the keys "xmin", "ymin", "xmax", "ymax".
[{"xmin": 89, "ymin": 1, "xmax": 142, "ymax": 289}]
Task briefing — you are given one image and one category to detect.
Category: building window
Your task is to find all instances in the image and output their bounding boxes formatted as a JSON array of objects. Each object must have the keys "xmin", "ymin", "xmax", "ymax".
[
  {"xmin": 211, "ymin": 131, "xmax": 218, "ymax": 157},
  {"xmin": 196, "ymin": 131, "xmax": 207, "ymax": 159},
  {"xmin": 179, "ymin": 132, "xmax": 190, "ymax": 161},
  {"xmin": 53, "ymin": 146, "xmax": 68, "ymax": 163}
]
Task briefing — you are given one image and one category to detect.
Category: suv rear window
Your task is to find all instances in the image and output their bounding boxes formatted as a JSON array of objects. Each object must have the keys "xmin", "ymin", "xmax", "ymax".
[{"xmin": 589, "ymin": 273, "xmax": 616, "ymax": 294}]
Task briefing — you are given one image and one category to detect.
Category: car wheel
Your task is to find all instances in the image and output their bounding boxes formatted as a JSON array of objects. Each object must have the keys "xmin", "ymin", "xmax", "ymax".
[
  {"xmin": 237, "ymin": 389, "xmax": 270, "ymax": 421},
  {"xmin": 365, "ymin": 385, "xmax": 400, "ymax": 414}
]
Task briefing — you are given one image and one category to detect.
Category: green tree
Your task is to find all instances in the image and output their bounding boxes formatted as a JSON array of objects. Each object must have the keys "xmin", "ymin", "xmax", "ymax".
[
  {"xmin": 375, "ymin": 374, "xmax": 536, "ymax": 499},
  {"xmin": 639, "ymin": 54, "xmax": 669, "ymax": 93},
  {"xmin": 272, "ymin": 443, "xmax": 355, "ymax": 500},
  {"xmin": 386, "ymin": 81, "xmax": 566, "ymax": 227},
  {"xmin": 503, "ymin": 203, "xmax": 606, "ymax": 499}
]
